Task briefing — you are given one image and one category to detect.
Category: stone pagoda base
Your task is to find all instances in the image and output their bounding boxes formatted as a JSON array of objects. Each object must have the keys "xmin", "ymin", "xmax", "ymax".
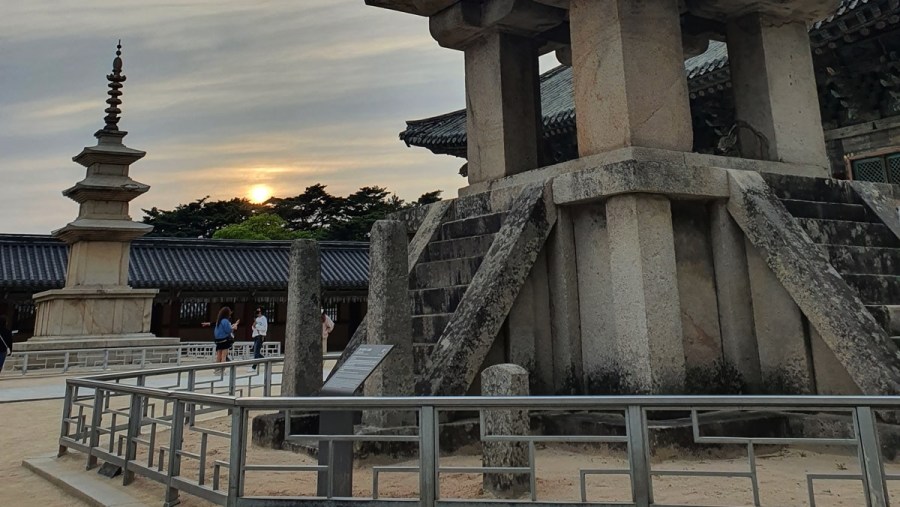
[{"xmin": 18, "ymin": 287, "xmax": 178, "ymax": 352}]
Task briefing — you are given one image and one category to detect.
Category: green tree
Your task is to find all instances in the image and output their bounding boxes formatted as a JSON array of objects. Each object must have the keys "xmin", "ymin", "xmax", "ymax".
[
  {"xmin": 212, "ymin": 214, "xmax": 316, "ymax": 240},
  {"xmin": 327, "ymin": 186, "xmax": 407, "ymax": 241},
  {"xmin": 143, "ymin": 197, "xmax": 261, "ymax": 238},
  {"xmin": 416, "ymin": 190, "xmax": 443, "ymax": 205},
  {"xmin": 268, "ymin": 184, "xmax": 342, "ymax": 232}
]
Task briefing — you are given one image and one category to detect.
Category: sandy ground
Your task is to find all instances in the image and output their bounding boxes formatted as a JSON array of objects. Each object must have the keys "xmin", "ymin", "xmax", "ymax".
[{"xmin": 5, "ymin": 389, "xmax": 900, "ymax": 506}]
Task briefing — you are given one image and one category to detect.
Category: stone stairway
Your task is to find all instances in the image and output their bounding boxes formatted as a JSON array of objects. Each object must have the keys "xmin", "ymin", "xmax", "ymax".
[
  {"xmin": 764, "ymin": 174, "xmax": 900, "ymax": 346},
  {"xmin": 408, "ymin": 193, "xmax": 509, "ymax": 393}
]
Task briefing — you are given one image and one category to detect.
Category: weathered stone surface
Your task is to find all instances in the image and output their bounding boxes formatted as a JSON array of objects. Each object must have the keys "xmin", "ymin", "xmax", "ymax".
[
  {"xmin": 481, "ymin": 364, "xmax": 530, "ymax": 499},
  {"xmin": 464, "ymin": 30, "xmax": 542, "ymax": 184},
  {"xmin": 726, "ymin": 170, "xmax": 900, "ymax": 395},
  {"xmin": 552, "ymin": 159, "xmax": 730, "ymax": 205},
  {"xmin": 507, "ymin": 248, "xmax": 554, "ymax": 394},
  {"xmin": 671, "ymin": 202, "xmax": 723, "ymax": 372},
  {"xmin": 572, "ymin": 204, "xmax": 615, "ymax": 393},
  {"xmin": 745, "ymin": 240, "xmax": 813, "ymax": 393},
  {"xmin": 809, "ymin": 326, "xmax": 862, "ymax": 395},
  {"xmin": 570, "ymin": 0, "xmax": 692, "ymax": 155},
  {"xmin": 851, "ymin": 181, "xmax": 900, "ymax": 240},
  {"xmin": 423, "ymin": 183, "xmax": 557, "ymax": 395},
  {"xmin": 727, "ymin": 13, "xmax": 828, "ymax": 170},
  {"xmin": 606, "ymin": 194, "xmax": 685, "ymax": 393},
  {"xmin": 334, "ymin": 201, "xmax": 451, "ymax": 376},
  {"xmin": 546, "ymin": 207, "xmax": 583, "ymax": 394},
  {"xmin": 364, "ymin": 221, "xmax": 415, "ymax": 427},
  {"xmin": 283, "ymin": 239, "xmax": 323, "ymax": 397},
  {"xmin": 710, "ymin": 202, "xmax": 761, "ymax": 389}
]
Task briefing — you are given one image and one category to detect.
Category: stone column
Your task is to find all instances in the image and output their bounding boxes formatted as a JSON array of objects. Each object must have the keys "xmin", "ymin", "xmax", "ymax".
[
  {"xmin": 710, "ymin": 203, "xmax": 761, "ymax": 390},
  {"xmin": 364, "ymin": 221, "xmax": 414, "ymax": 427},
  {"xmin": 282, "ymin": 239, "xmax": 323, "ymax": 397},
  {"xmin": 465, "ymin": 30, "xmax": 542, "ymax": 184},
  {"xmin": 569, "ymin": 0, "xmax": 692, "ymax": 156},
  {"xmin": 726, "ymin": 13, "xmax": 829, "ymax": 170},
  {"xmin": 745, "ymin": 240, "xmax": 814, "ymax": 393},
  {"xmin": 606, "ymin": 194, "xmax": 685, "ymax": 393},
  {"xmin": 546, "ymin": 208, "xmax": 583, "ymax": 394},
  {"xmin": 481, "ymin": 364, "xmax": 530, "ymax": 499}
]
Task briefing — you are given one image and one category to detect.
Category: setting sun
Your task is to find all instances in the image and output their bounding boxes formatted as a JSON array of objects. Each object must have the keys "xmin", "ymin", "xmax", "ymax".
[{"xmin": 248, "ymin": 184, "xmax": 273, "ymax": 204}]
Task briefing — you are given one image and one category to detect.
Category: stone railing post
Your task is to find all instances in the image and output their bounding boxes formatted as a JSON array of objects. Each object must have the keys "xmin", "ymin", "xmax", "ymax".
[{"xmin": 482, "ymin": 364, "xmax": 530, "ymax": 498}]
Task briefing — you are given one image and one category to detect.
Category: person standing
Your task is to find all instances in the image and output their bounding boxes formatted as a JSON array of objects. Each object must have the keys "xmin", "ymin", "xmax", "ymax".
[
  {"xmin": 321, "ymin": 311, "xmax": 334, "ymax": 355},
  {"xmin": 213, "ymin": 306, "xmax": 238, "ymax": 374},
  {"xmin": 250, "ymin": 306, "xmax": 268, "ymax": 371},
  {"xmin": 0, "ymin": 317, "xmax": 12, "ymax": 373}
]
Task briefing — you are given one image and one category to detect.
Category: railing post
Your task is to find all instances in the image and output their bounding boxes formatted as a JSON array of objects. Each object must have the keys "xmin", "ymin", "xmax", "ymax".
[
  {"xmin": 58, "ymin": 383, "xmax": 74, "ymax": 457},
  {"xmin": 86, "ymin": 388, "xmax": 104, "ymax": 470},
  {"xmin": 227, "ymin": 406, "xmax": 247, "ymax": 506},
  {"xmin": 856, "ymin": 406, "xmax": 890, "ymax": 507},
  {"xmin": 420, "ymin": 405, "xmax": 438, "ymax": 507},
  {"xmin": 140, "ymin": 348, "xmax": 147, "ymax": 369},
  {"xmin": 63, "ymin": 352, "xmax": 70, "ymax": 373},
  {"xmin": 263, "ymin": 360, "xmax": 273, "ymax": 397},
  {"xmin": 626, "ymin": 405, "xmax": 652, "ymax": 507},
  {"xmin": 123, "ymin": 393, "xmax": 143, "ymax": 485},
  {"xmin": 103, "ymin": 349, "xmax": 109, "ymax": 370},
  {"xmin": 22, "ymin": 353, "xmax": 28, "ymax": 375},
  {"xmin": 164, "ymin": 400, "xmax": 185, "ymax": 507},
  {"xmin": 187, "ymin": 370, "xmax": 196, "ymax": 426}
]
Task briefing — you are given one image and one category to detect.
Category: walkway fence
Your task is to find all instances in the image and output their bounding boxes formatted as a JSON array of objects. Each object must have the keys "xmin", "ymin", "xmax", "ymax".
[
  {"xmin": 2, "ymin": 341, "xmax": 282, "ymax": 376},
  {"xmin": 55, "ymin": 358, "xmax": 899, "ymax": 507}
]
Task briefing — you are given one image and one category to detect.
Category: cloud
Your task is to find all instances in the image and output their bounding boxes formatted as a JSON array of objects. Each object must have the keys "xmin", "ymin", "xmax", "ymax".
[{"xmin": 0, "ymin": 0, "xmax": 467, "ymax": 233}]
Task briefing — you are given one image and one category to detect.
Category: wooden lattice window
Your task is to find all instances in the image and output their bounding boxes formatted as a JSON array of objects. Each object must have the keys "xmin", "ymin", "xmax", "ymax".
[
  {"xmin": 323, "ymin": 303, "xmax": 339, "ymax": 323},
  {"xmin": 179, "ymin": 302, "xmax": 209, "ymax": 326},
  {"xmin": 849, "ymin": 149, "xmax": 900, "ymax": 184}
]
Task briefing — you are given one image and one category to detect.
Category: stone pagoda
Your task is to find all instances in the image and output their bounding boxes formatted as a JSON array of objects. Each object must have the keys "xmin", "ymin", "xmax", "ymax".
[
  {"xmin": 20, "ymin": 43, "xmax": 177, "ymax": 352},
  {"xmin": 348, "ymin": 0, "xmax": 900, "ymax": 398}
]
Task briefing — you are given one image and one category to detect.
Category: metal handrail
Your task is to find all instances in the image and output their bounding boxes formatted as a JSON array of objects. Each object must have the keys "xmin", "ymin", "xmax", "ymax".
[{"xmin": 56, "ymin": 357, "xmax": 898, "ymax": 507}]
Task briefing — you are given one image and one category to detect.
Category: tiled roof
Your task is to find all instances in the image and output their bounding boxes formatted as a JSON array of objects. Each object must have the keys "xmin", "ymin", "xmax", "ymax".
[
  {"xmin": 0, "ymin": 234, "xmax": 369, "ymax": 293},
  {"xmin": 401, "ymin": 0, "xmax": 889, "ymax": 152}
]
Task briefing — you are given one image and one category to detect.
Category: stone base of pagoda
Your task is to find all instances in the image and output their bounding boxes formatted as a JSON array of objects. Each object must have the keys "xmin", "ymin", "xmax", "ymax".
[{"xmin": 17, "ymin": 286, "xmax": 178, "ymax": 352}]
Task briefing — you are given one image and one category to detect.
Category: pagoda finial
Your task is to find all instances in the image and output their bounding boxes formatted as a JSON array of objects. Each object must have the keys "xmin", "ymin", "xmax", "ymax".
[{"xmin": 102, "ymin": 40, "xmax": 126, "ymax": 132}]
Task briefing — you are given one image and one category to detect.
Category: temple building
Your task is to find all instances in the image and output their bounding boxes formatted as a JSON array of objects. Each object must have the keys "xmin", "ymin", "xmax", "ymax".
[
  {"xmin": 0, "ymin": 234, "xmax": 368, "ymax": 350},
  {"xmin": 400, "ymin": 0, "xmax": 900, "ymax": 183}
]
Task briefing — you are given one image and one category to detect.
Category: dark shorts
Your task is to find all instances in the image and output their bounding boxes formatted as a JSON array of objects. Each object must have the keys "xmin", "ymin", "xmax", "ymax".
[{"xmin": 215, "ymin": 339, "xmax": 233, "ymax": 351}]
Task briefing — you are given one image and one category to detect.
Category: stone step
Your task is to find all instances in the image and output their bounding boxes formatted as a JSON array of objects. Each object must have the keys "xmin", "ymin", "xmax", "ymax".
[
  {"xmin": 762, "ymin": 173, "xmax": 862, "ymax": 205},
  {"xmin": 426, "ymin": 234, "xmax": 496, "ymax": 262},
  {"xmin": 410, "ymin": 285, "xmax": 469, "ymax": 315},
  {"xmin": 452, "ymin": 192, "xmax": 493, "ymax": 221},
  {"xmin": 865, "ymin": 305, "xmax": 900, "ymax": 335},
  {"xmin": 843, "ymin": 274, "xmax": 900, "ymax": 305},
  {"xmin": 412, "ymin": 256, "xmax": 483, "ymax": 290},
  {"xmin": 826, "ymin": 245, "xmax": 900, "ymax": 276},
  {"xmin": 798, "ymin": 219, "xmax": 900, "ymax": 248},
  {"xmin": 441, "ymin": 212, "xmax": 506, "ymax": 241},
  {"xmin": 781, "ymin": 199, "xmax": 872, "ymax": 222},
  {"xmin": 411, "ymin": 313, "xmax": 452, "ymax": 344}
]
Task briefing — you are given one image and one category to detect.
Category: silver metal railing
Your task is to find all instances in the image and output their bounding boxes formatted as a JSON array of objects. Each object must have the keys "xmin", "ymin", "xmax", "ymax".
[
  {"xmin": 1, "ymin": 341, "xmax": 282, "ymax": 376},
  {"xmin": 56, "ymin": 360, "xmax": 900, "ymax": 507}
]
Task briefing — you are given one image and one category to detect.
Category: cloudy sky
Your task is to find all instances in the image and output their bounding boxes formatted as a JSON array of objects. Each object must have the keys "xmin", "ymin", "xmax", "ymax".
[{"xmin": 0, "ymin": 1, "xmax": 473, "ymax": 233}]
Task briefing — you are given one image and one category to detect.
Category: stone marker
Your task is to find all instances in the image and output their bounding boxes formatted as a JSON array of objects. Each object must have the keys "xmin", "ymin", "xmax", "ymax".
[
  {"xmin": 282, "ymin": 239, "xmax": 322, "ymax": 397},
  {"xmin": 364, "ymin": 221, "xmax": 414, "ymax": 427},
  {"xmin": 482, "ymin": 364, "xmax": 530, "ymax": 499}
]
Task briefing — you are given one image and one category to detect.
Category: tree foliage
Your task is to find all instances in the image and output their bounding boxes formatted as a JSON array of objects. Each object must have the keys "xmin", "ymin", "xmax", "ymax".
[
  {"xmin": 212, "ymin": 214, "xmax": 316, "ymax": 241},
  {"xmin": 142, "ymin": 184, "xmax": 442, "ymax": 241}
]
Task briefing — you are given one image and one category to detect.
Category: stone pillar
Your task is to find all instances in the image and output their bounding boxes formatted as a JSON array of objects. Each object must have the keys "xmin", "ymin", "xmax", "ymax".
[
  {"xmin": 710, "ymin": 203, "xmax": 761, "ymax": 390},
  {"xmin": 481, "ymin": 364, "xmax": 530, "ymax": 499},
  {"xmin": 465, "ymin": 30, "xmax": 542, "ymax": 184},
  {"xmin": 745, "ymin": 240, "xmax": 813, "ymax": 393},
  {"xmin": 508, "ymin": 250, "xmax": 554, "ymax": 394},
  {"xmin": 606, "ymin": 194, "xmax": 685, "ymax": 393},
  {"xmin": 364, "ymin": 221, "xmax": 414, "ymax": 427},
  {"xmin": 726, "ymin": 13, "xmax": 829, "ymax": 170},
  {"xmin": 569, "ymin": 0, "xmax": 692, "ymax": 156},
  {"xmin": 546, "ymin": 208, "xmax": 583, "ymax": 394},
  {"xmin": 573, "ymin": 205, "xmax": 615, "ymax": 393},
  {"xmin": 282, "ymin": 239, "xmax": 323, "ymax": 397}
]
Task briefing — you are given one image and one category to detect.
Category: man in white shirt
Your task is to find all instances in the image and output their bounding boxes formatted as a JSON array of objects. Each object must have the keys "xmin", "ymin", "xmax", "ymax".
[{"xmin": 250, "ymin": 306, "xmax": 268, "ymax": 371}]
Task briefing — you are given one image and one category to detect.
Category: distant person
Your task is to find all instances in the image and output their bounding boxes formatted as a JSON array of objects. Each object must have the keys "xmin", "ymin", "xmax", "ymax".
[
  {"xmin": 0, "ymin": 317, "xmax": 12, "ymax": 372},
  {"xmin": 250, "ymin": 306, "xmax": 268, "ymax": 371},
  {"xmin": 321, "ymin": 311, "xmax": 334, "ymax": 355},
  {"xmin": 213, "ymin": 307, "xmax": 238, "ymax": 374}
]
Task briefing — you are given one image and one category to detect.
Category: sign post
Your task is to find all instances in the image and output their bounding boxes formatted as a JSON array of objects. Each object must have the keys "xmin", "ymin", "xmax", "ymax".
[{"xmin": 316, "ymin": 344, "xmax": 393, "ymax": 497}]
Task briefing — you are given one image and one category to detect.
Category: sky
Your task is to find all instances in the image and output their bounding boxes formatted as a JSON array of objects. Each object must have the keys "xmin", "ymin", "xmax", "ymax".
[{"xmin": 0, "ymin": 1, "xmax": 472, "ymax": 233}]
